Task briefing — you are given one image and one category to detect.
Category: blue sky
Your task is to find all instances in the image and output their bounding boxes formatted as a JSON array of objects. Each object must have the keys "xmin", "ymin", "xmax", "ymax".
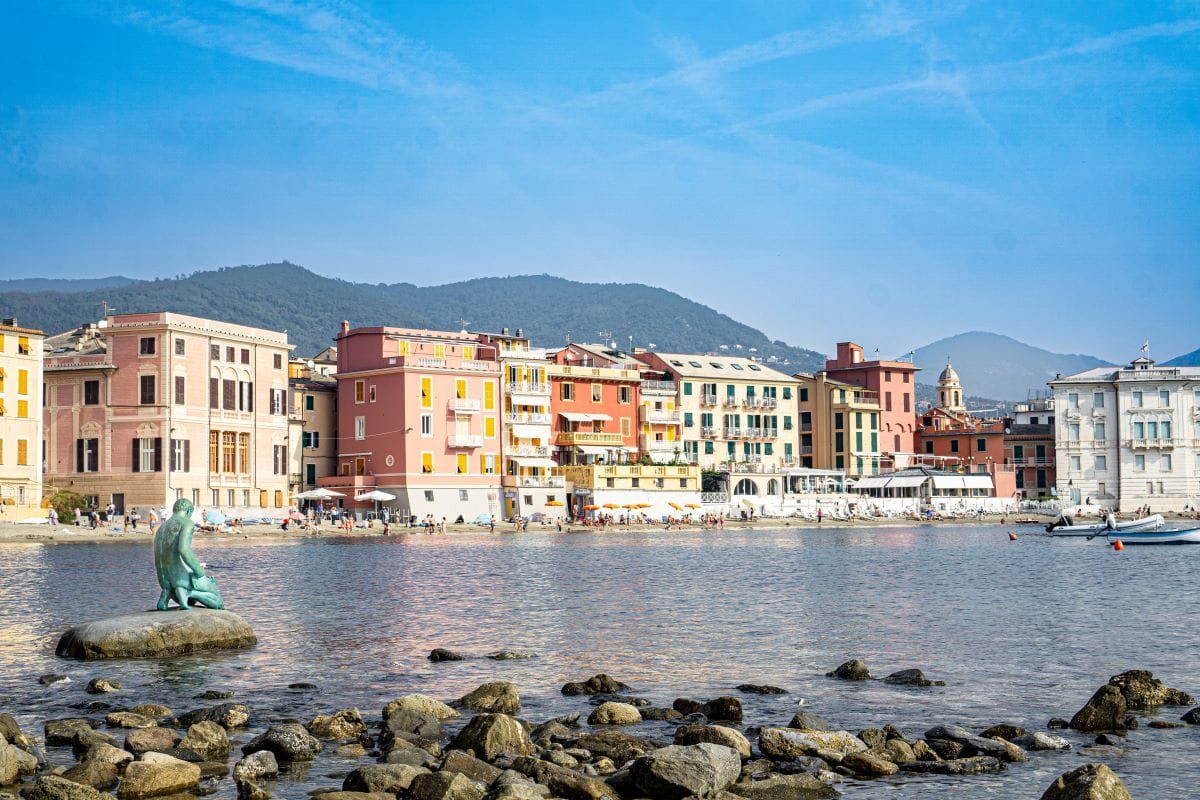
[{"xmin": 2, "ymin": 1, "xmax": 1198, "ymax": 362}]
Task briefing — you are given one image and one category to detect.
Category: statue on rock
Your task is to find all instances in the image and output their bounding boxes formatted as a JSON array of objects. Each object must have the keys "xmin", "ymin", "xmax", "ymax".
[{"xmin": 154, "ymin": 498, "xmax": 224, "ymax": 610}]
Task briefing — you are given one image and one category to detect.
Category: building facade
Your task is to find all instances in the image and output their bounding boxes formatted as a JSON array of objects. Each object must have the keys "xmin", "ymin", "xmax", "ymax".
[
  {"xmin": 822, "ymin": 342, "xmax": 919, "ymax": 464},
  {"xmin": 0, "ymin": 319, "xmax": 45, "ymax": 510},
  {"xmin": 793, "ymin": 372, "xmax": 882, "ymax": 478},
  {"xmin": 326, "ymin": 323, "xmax": 502, "ymax": 520},
  {"xmin": 43, "ymin": 313, "xmax": 292, "ymax": 515},
  {"xmin": 1005, "ymin": 397, "xmax": 1056, "ymax": 499},
  {"xmin": 635, "ymin": 352, "xmax": 800, "ymax": 471},
  {"xmin": 287, "ymin": 372, "xmax": 338, "ymax": 500},
  {"xmin": 1050, "ymin": 357, "xmax": 1200, "ymax": 512},
  {"xmin": 558, "ymin": 463, "xmax": 701, "ymax": 519},
  {"xmin": 548, "ymin": 347, "xmax": 641, "ymax": 466}
]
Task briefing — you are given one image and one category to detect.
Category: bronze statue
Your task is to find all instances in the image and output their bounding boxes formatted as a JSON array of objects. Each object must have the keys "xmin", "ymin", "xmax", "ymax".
[{"xmin": 154, "ymin": 498, "xmax": 224, "ymax": 610}]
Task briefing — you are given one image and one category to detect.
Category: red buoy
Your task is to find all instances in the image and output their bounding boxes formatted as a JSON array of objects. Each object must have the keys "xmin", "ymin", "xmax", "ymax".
[
  {"xmin": 1008, "ymin": 532, "xmax": 1018, "ymax": 541},
  {"xmin": 1113, "ymin": 539, "xmax": 1124, "ymax": 551}
]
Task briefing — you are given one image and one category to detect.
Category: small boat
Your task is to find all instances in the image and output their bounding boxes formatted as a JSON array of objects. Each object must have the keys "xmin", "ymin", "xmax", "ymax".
[
  {"xmin": 1107, "ymin": 527, "xmax": 1200, "ymax": 545},
  {"xmin": 1046, "ymin": 513, "xmax": 1164, "ymax": 536}
]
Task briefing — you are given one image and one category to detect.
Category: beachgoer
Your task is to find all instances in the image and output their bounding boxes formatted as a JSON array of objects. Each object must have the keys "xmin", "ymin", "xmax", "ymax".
[
  {"xmin": 74, "ymin": 508, "xmax": 82, "ymax": 526},
  {"xmin": 131, "ymin": 508, "xmax": 140, "ymax": 529},
  {"xmin": 817, "ymin": 507, "xmax": 823, "ymax": 524},
  {"xmin": 148, "ymin": 508, "xmax": 159, "ymax": 534},
  {"xmin": 48, "ymin": 507, "xmax": 58, "ymax": 529},
  {"xmin": 123, "ymin": 511, "xmax": 130, "ymax": 533}
]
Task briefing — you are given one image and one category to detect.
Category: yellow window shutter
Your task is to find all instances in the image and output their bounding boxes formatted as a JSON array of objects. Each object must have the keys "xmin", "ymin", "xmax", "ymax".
[
  {"xmin": 456, "ymin": 379, "xmax": 466, "ymax": 399},
  {"xmin": 485, "ymin": 417, "xmax": 495, "ymax": 437},
  {"xmin": 484, "ymin": 381, "xmax": 495, "ymax": 410},
  {"xmin": 421, "ymin": 377, "xmax": 431, "ymax": 408}
]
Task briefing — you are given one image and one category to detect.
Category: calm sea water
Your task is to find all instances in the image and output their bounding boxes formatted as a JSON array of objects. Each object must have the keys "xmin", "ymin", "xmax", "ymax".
[{"xmin": 1, "ymin": 524, "xmax": 1197, "ymax": 798}]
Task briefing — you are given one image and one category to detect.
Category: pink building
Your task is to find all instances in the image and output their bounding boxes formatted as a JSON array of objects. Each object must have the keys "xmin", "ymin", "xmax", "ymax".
[
  {"xmin": 43, "ymin": 313, "xmax": 293, "ymax": 515},
  {"xmin": 324, "ymin": 323, "xmax": 502, "ymax": 521}
]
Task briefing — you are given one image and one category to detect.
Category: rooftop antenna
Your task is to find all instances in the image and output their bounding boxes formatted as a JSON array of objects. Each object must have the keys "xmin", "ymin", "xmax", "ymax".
[
  {"xmin": 458, "ymin": 318, "xmax": 470, "ymax": 333},
  {"xmin": 597, "ymin": 329, "xmax": 612, "ymax": 343},
  {"xmin": 101, "ymin": 300, "xmax": 116, "ymax": 319}
]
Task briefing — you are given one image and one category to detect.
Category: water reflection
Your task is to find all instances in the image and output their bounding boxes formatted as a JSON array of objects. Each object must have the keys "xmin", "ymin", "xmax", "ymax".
[{"xmin": 1, "ymin": 526, "xmax": 1198, "ymax": 798}]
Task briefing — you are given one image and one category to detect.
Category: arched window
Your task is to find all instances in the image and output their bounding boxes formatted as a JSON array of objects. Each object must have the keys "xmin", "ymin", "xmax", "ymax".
[
  {"xmin": 953, "ymin": 391, "xmax": 960, "ymax": 406},
  {"xmin": 767, "ymin": 478, "xmax": 779, "ymax": 496},
  {"xmin": 733, "ymin": 478, "xmax": 757, "ymax": 496}
]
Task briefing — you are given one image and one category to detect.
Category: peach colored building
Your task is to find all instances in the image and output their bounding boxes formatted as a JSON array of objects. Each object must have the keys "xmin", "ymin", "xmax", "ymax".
[
  {"xmin": 549, "ymin": 345, "xmax": 641, "ymax": 466},
  {"xmin": 324, "ymin": 323, "xmax": 502, "ymax": 521},
  {"xmin": 0, "ymin": 318, "xmax": 45, "ymax": 511},
  {"xmin": 822, "ymin": 342, "xmax": 919, "ymax": 465},
  {"xmin": 43, "ymin": 313, "xmax": 293, "ymax": 515}
]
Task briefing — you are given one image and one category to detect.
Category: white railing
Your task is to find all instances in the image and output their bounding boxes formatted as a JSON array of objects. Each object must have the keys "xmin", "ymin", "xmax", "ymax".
[
  {"xmin": 701, "ymin": 394, "xmax": 718, "ymax": 406},
  {"xmin": 507, "ymin": 381, "xmax": 549, "ymax": 394},
  {"xmin": 644, "ymin": 409, "xmax": 681, "ymax": 423},
  {"xmin": 450, "ymin": 398, "xmax": 481, "ymax": 413},
  {"xmin": 641, "ymin": 380, "xmax": 677, "ymax": 393},
  {"xmin": 642, "ymin": 440, "xmax": 678, "ymax": 451},
  {"xmin": 722, "ymin": 396, "xmax": 740, "ymax": 407},
  {"xmin": 507, "ymin": 444, "xmax": 550, "ymax": 457},
  {"xmin": 702, "ymin": 492, "xmax": 729, "ymax": 504},
  {"xmin": 505, "ymin": 411, "xmax": 551, "ymax": 424},
  {"xmin": 724, "ymin": 427, "xmax": 743, "ymax": 438},
  {"xmin": 448, "ymin": 435, "xmax": 484, "ymax": 448},
  {"xmin": 417, "ymin": 357, "xmax": 446, "ymax": 368},
  {"xmin": 516, "ymin": 475, "xmax": 564, "ymax": 488},
  {"xmin": 462, "ymin": 359, "xmax": 496, "ymax": 371},
  {"xmin": 1130, "ymin": 438, "xmax": 1176, "ymax": 448},
  {"xmin": 701, "ymin": 426, "xmax": 716, "ymax": 438}
]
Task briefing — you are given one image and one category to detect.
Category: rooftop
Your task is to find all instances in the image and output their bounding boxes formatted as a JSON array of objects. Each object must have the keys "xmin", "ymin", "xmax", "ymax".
[{"xmin": 647, "ymin": 352, "xmax": 798, "ymax": 382}]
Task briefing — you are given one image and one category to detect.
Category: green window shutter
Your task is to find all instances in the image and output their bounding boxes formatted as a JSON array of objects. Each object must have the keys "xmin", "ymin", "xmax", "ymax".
[{"xmin": 683, "ymin": 382, "xmax": 692, "ymax": 395}]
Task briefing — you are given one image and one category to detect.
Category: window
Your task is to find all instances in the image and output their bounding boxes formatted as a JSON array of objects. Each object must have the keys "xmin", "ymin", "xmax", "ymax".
[
  {"xmin": 1135, "ymin": 454, "xmax": 1145, "ymax": 471},
  {"xmin": 305, "ymin": 394, "xmax": 314, "ymax": 411},
  {"xmin": 1159, "ymin": 389, "xmax": 1170, "ymax": 407},
  {"xmin": 273, "ymin": 445, "xmax": 287, "ymax": 475},
  {"xmin": 619, "ymin": 386, "xmax": 630, "ymax": 403},
  {"xmin": 420, "ymin": 377, "xmax": 431, "ymax": 408},
  {"xmin": 799, "ymin": 388, "xmax": 807, "ymax": 402},
  {"xmin": 561, "ymin": 382, "xmax": 573, "ymax": 401},
  {"xmin": 481, "ymin": 381, "xmax": 496, "ymax": 410},
  {"xmin": 76, "ymin": 438, "xmax": 100, "ymax": 472},
  {"xmin": 884, "ymin": 392, "xmax": 892, "ymax": 412},
  {"xmin": 924, "ymin": 441, "xmax": 933, "ymax": 454},
  {"xmin": 1069, "ymin": 423, "xmax": 1080, "ymax": 441},
  {"xmin": 950, "ymin": 440, "xmax": 960, "ymax": 453},
  {"xmin": 210, "ymin": 344, "xmax": 220, "ymax": 360},
  {"xmin": 169, "ymin": 438, "xmax": 189, "ymax": 472},
  {"xmin": 420, "ymin": 414, "xmax": 432, "ymax": 436},
  {"xmin": 456, "ymin": 379, "xmax": 467, "ymax": 400},
  {"xmin": 369, "ymin": 385, "xmax": 376, "ymax": 403},
  {"xmin": 238, "ymin": 381, "xmax": 254, "ymax": 411},
  {"xmin": 424, "ymin": 490, "xmax": 435, "ymax": 502},
  {"xmin": 240, "ymin": 348, "xmax": 250, "ymax": 364},
  {"xmin": 274, "ymin": 353, "xmax": 283, "ymax": 369},
  {"xmin": 834, "ymin": 412, "xmax": 843, "ymax": 429},
  {"xmin": 1069, "ymin": 455, "xmax": 1081, "ymax": 471},
  {"xmin": 458, "ymin": 489, "xmax": 470, "ymax": 502},
  {"xmin": 175, "ymin": 338, "xmax": 185, "ymax": 356},
  {"xmin": 222, "ymin": 432, "xmax": 236, "ymax": 473},
  {"xmin": 1147, "ymin": 421, "xmax": 1158, "ymax": 440},
  {"xmin": 174, "ymin": 376, "xmax": 186, "ymax": 405},
  {"xmin": 131, "ymin": 437, "xmax": 161, "ymax": 473},
  {"xmin": 238, "ymin": 432, "xmax": 249, "ymax": 473},
  {"xmin": 209, "ymin": 378, "xmax": 219, "ymax": 409},
  {"xmin": 421, "ymin": 452, "xmax": 433, "ymax": 474},
  {"xmin": 354, "ymin": 416, "xmax": 365, "ymax": 440},
  {"xmin": 1093, "ymin": 392, "xmax": 1104, "ymax": 408},
  {"xmin": 1162, "ymin": 454, "xmax": 1173, "ymax": 471},
  {"xmin": 271, "ymin": 389, "xmax": 284, "ymax": 415},
  {"xmin": 1162, "ymin": 420, "xmax": 1172, "ymax": 439},
  {"xmin": 84, "ymin": 380, "xmax": 100, "ymax": 405},
  {"xmin": 903, "ymin": 393, "xmax": 911, "ymax": 413},
  {"xmin": 16, "ymin": 399, "xmax": 27, "ymax": 418},
  {"xmin": 1068, "ymin": 392, "xmax": 1078, "ymax": 408},
  {"xmin": 221, "ymin": 379, "xmax": 235, "ymax": 410},
  {"xmin": 683, "ymin": 382, "xmax": 693, "ymax": 396},
  {"xmin": 484, "ymin": 416, "xmax": 495, "ymax": 437},
  {"xmin": 835, "ymin": 432, "xmax": 844, "ymax": 452},
  {"xmin": 224, "ymin": 346, "xmax": 234, "ymax": 362},
  {"xmin": 140, "ymin": 375, "xmax": 155, "ymax": 405},
  {"xmin": 456, "ymin": 454, "xmax": 467, "ymax": 475},
  {"xmin": 209, "ymin": 431, "xmax": 219, "ymax": 471},
  {"xmin": 433, "ymin": 344, "xmax": 445, "ymax": 358},
  {"xmin": 704, "ymin": 441, "xmax": 714, "ymax": 454},
  {"xmin": 1094, "ymin": 422, "xmax": 1105, "ymax": 441},
  {"xmin": 16, "ymin": 439, "xmax": 27, "ymax": 466},
  {"xmin": 591, "ymin": 383, "xmax": 602, "ymax": 403},
  {"xmin": 976, "ymin": 438, "xmax": 987, "ymax": 452},
  {"xmin": 139, "ymin": 337, "xmax": 156, "ymax": 355},
  {"xmin": 783, "ymin": 416, "xmax": 792, "ymax": 430},
  {"xmin": 1095, "ymin": 455, "xmax": 1107, "ymax": 471},
  {"xmin": 620, "ymin": 417, "xmax": 631, "ymax": 437},
  {"xmin": 1133, "ymin": 421, "xmax": 1144, "ymax": 439},
  {"xmin": 482, "ymin": 455, "xmax": 497, "ymax": 474},
  {"xmin": 1132, "ymin": 390, "xmax": 1143, "ymax": 407},
  {"xmin": 355, "ymin": 380, "xmax": 365, "ymax": 403},
  {"xmin": 783, "ymin": 387, "xmax": 792, "ymax": 400}
]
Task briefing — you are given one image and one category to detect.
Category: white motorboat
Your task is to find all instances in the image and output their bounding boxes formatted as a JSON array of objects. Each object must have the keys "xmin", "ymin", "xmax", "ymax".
[
  {"xmin": 1107, "ymin": 527, "xmax": 1200, "ymax": 545},
  {"xmin": 1046, "ymin": 513, "xmax": 1164, "ymax": 537}
]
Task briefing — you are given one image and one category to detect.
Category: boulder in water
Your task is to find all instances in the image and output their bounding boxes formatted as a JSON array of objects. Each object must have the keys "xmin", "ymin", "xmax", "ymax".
[
  {"xmin": 455, "ymin": 682, "xmax": 520, "ymax": 715},
  {"xmin": 57, "ymin": 610, "xmax": 256, "ymax": 660},
  {"xmin": 1039, "ymin": 762, "xmax": 1132, "ymax": 800},
  {"xmin": 825, "ymin": 660, "xmax": 871, "ymax": 681},
  {"xmin": 1070, "ymin": 685, "xmax": 1128, "ymax": 732},
  {"xmin": 629, "ymin": 743, "xmax": 741, "ymax": 800}
]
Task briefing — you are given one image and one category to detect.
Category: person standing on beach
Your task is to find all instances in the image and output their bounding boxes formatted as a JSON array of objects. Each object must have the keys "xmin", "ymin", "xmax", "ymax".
[
  {"xmin": 148, "ymin": 507, "xmax": 159, "ymax": 534},
  {"xmin": 74, "ymin": 507, "xmax": 82, "ymax": 526},
  {"xmin": 48, "ymin": 507, "xmax": 58, "ymax": 529},
  {"xmin": 817, "ymin": 507, "xmax": 823, "ymax": 524}
]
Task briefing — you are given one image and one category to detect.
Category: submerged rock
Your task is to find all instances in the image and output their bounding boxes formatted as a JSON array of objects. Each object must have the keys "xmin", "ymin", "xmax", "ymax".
[
  {"xmin": 384, "ymin": 694, "xmax": 460, "ymax": 722},
  {"xmin": 241, "ymin": 723, "xmax": 322, "ymax": 762},
  {"xmin": 308, "ymin": 708, "xmax": 366, "ymax": 740},
  {"xmin": 560, "ymin": 675, "xmax": 629, "ymax": 696},
  {"xmin": 825, "ymin": 660, "xmax": 871, "ymax": 681},
  {"xmin": 429, "ymin": 648, "xmax": 467, "ymax": 662},
  {"xmin": 1013, "ymin": 732, "xmax": 1071, "ymax": 751},
  {"xmin": 735, "ymin": 684, "xmax": 787, "ymax": 695},
  {"xmin": 177, "ymin": 703, "xmax": 251, "ymax": 729},
  {"xmin": 587, "ymin": 703, "xmax": 641, "ymax": 726},
  {"xmin": 85, "ymin": 679, "xmax": 121, "ymax": 695},
  {"xmin": 883, "ymin": 669, "xmax": 944, "ymax": 687},
  {"xmin": 788, "ymin": 712, "xmax": 833, "ymax": 732}
]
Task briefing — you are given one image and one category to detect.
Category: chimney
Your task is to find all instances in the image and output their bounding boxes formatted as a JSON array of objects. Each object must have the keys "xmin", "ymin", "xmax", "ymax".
[
  {"xmin": 340, "ymin": 320, "xmax": 350, "ymax": 336},
  {"xmin": 1, "ymin": 317, "xmax": 15, "ymax": 327},
  {"xmin": 516, "ymin": 328, "xmax": 523, "ymax": 337},
  {"xmin": 501, "ymin": 327, "xmax": 509, "ymax": 336}
]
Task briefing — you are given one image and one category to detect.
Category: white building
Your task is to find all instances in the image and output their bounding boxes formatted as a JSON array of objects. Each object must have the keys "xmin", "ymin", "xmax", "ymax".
[{"xmin": 1050, "ymin": 357, "xmax": 1200, "ymax": 512}]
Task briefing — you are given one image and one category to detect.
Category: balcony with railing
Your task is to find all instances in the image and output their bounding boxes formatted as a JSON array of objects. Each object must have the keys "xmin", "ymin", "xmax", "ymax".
[
  {"xmin": 449, "ymin": 398, "xmax": 481, "ymax": 414},
  {"xmin": 506, "ymin": 444, "xmax": 551, "ymax": 457},
  {"xmin": 642, "ymin": 408, "xmax": 682, "ymax": 424},
  {"xmin": 722, "ymin": 395, "xmax": 740, "ymax": 407},
  {"xmin": 700, "ymin": 393, "xmax": 718, "ymax": 406},
  {"xmin": 505, "ymin": 411, "xmax": 551, "ymax": 425},
  {"xmin": 723, "ymin": 427, "xmax": 744, "ymax": 438},
  {"xmin": 448, "ymin": 434, "xmax": 484, "ymax": 448},
  {"xmin": 502, "ymin": 474, "xmax": 565, "ymax": 488},
  {"xmin": 1008, "ymin": 457, "xmax": 1055, "ymax": 466},
  {"xmin": 800, "ymin": 444, "xmax": 814, "ymax": 455},
  {"xmin": 800, "ymin": 422, "xmax": 813, "ymax": 432},
  {"xmin": 743, "ymin": 397, "xmax": 777, "ymax": 409},
  {"xmin": 640, "ymin": 380, "xmax": 677, "ymax": 394},
  {"xmin": 1130, "ymin": 438, "xmax": 1176, "ymax": 449},
  {"xmin": 556, "ymin": 431, "xmax": 624, "ymax": 446},
  {"xmin": 701, "ymin": 426, "xmax": 717, "ymax": 438},
  {"xmin": 641, "ymin": 438, "xmax": 679, "ymax": 452},
  {"xmin": 506, "ymin": 381, "xmax": 550, "ymax": 396}
]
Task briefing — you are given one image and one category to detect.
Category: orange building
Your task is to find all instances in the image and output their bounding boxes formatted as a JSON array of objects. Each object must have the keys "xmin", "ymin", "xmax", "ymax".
[
  {"xmin": 549, "ymin": 344, "xmax": 640, "ymax": 465},
  {"xmin": 914, "ymin": 407, "xmax": 1017, "ymax": 498},
  {"xmin": 822, "ymin": 341, "xmax": 918, "ymax": 463}
]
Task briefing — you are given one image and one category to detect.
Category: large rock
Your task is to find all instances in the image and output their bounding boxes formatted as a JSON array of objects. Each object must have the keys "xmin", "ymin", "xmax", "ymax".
[
  {"xmin": 899, "ymin": 756, "xmax": 1003, "ymax": 775},
  {"xmin": 85, "ymin": 742, "xmax": 135, "ymax": 770},
  {"xmin": 1107, "ymin": 670, "xmax": 1194, "ymax": 710},
  {"xmin": 117, "ymin": 754, "xmax": 201, "ymax": 798},
  {"xmin": 883, "ymin": 669, "xmax": 944, "ymax": 687},
  {"xmin": 439, "ymin": 750, "xmax": 503, "ymax": 784},
  {"xmin": 561, "ymin": 675, "xmax": 629, "ymax": 696},
  {"xmin": 384, "ymin": 694, "xmax": 459, "ymax": 722},
  {"xmin": 178, "ymin": 721, "xmax": 230, "ymax": 760},
  {"xmin": 455, "ymin": 683, "xmax": 520, "ymax": 715},
  {"xmin": 758, "ymin": 728, "xmax": 866, "ymax": 760},
  {"xmin": 787, "ymin": 712, "xmax": 833, "ymax": 732},
  {"xmin": 1039, "ymin": 763, "xmax": 1132, "ymax": 800},
  {"xmin": 726, "ymin": 773, "xmax": 837, "ymax": 800},
  {"xmin": 408, "ymin": 771, "xmax": 486, "ymax": 800},
  {"xmin": 923, "ymin": 724, "xmax": 1015, "ymax": 760},
  {"xmin": 232, "ymin": 751, "xmax": 278, "ymax": 782},
  {"xmin": 343, "ymin": 764, "xmax": 430, "ymax": 794},
  {"xmin": 842, "ymin": 751, "xmax": 899, "ymax": 777},
  {"xmin": 699, "ymin": 697, "xmax": 743, "ymax": 723},
  {"xmin": 56, "ymin": 610, "xmax": 256, "ymax": 660},
  {"xmin": 673, "ymin": 725, "xmax": 751, "ymax": 759},
  {"xmin": 1070, "ymin": 685, "xmax": 1128, "ymax": 732},
  {"xmin": 449, "ymin": 714, "xmax": 532, "ymax": 762},
  {"xmin": 45, "ymin": 719, "xmax": 97, "ymax": 746},
  {"xmin": 308, "ymin": 708, "xmax": 366, "ymax": 740},
  {"xmin": 177, "ymin": 703, "xmax": 250, "ymax": 729},
  {"xmin": 587, "ymin": 703, "xmax": 642, "ymax": 726},
  {"xmin": 568, "ymin": 731, "xmax": 659, "ymax": 766},
  {"xmin": 241, "ymin": 724, "xmax": 322, "ymax": 762},
  {"xmin": 1013, "ymin": 732, "xmax": 1071, "ymax": 751},
  {"xmin": 0, "ymin": 715, "xmax": 19, "ymax": 742},
  {"xmin": 103, "ymin": 713, "xmax": 156, "ymax": 730},
  {"xmin": 0, "ymin": 744, "xmax": 19, "ymax": 786},
  {"xmin": 511, "ymin": 756, "xmax": 615, "ymax": 800},
  {"xmin": 630, "ymin": 743, "xmax": 741, "ymax": 800},
  {"xmin": 123, "ymin": 728, "xmax": 180, "ymax": 757},
  {"xmin": 61, "ymin": 759, "xmax": 119, "ymax": 790},
  {"xmin": 22, "ymin": 775, "xmax": 113, "ymax": 800},
  {"xmin": 825, "ymin": 660, "xmax": 871, "ymax": 681}
]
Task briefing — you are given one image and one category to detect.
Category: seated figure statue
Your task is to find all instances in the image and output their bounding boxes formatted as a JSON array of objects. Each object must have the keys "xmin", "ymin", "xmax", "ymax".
[{"xmin": 155, "ymin": 498, "xmax": 224, "ymax": 610}]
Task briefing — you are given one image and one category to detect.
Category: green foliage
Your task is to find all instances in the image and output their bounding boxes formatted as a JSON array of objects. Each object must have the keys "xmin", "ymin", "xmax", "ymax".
[
  {"xmin": 2, "ymin": 263, "xmax": 825, "ymax": 370},
  {"xmin": 701, "ymin": 469, "xmax": 726, "ymax": 493},
  {"xmin": 48, "ymin": 490, "xmax": 87, "ymax": 522}
]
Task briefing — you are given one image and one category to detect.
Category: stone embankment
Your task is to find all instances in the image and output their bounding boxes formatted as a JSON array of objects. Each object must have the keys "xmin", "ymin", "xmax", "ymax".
[{"xmin": 2, "ymin": 661, "xmax": 1194, "ymax": 800}]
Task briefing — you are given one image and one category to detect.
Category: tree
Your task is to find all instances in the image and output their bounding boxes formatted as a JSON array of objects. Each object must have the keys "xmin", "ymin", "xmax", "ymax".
[{"xmin": 48, "ymin": 490, "xmax": 87, "ymax": 523}]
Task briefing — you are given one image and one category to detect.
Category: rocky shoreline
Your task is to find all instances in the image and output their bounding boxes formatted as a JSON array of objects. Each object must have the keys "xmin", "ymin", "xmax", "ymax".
[{"xmin": 3, "ymin": 660, "xmax": 1195, "ymax": 800}]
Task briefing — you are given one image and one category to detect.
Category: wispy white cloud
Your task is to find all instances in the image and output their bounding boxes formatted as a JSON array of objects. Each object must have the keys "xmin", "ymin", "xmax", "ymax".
[
  {"xmin": 1015, "ymin": 17, "xmax": 1200, "ymax": 65},
  {"xmin": 124, "ymin": 0, "xmax": 466, "ymax": 97}
]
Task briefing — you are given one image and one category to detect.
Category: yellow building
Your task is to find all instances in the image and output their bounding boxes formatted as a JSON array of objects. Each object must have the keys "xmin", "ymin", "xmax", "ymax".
[
  {"xmin": 0, "ymin": 319, "xmax": 44, "ymax": 511},
  {"xmin": 557, "ymin": 463, "xmax": 701, "ymax": 519},
  {"xmin": 635, "ymin": 352, "xmax": 800, "ymax": 470},
  {"xmin": 794, "ymin": 373, "xmax": 881, "ymax": 478}
]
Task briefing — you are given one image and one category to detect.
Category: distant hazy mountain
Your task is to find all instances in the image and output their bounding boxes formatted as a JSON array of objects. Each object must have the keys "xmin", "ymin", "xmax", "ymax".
[
  {"xmin": 0, "ymin": 275, "xmax": 141, "ymax": 293},
  {"xmin": 1163, "ymin": 348, "xmax": 1200, "ymax": 367},
  {"xmin": 914, "ymin": 331, "xmax": 1111, "ymax": 401},
  {"xmin": 0, "ymin": 262, "xmax": 825, "ymax": 370}
]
